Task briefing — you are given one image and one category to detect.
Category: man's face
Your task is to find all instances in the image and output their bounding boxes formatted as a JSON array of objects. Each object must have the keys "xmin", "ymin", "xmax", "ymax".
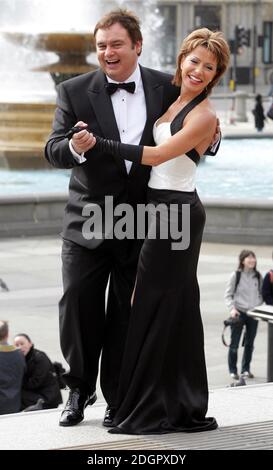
[{"xmin": 96, "ymin": 22, "xmax": 142, "ymax": 82}]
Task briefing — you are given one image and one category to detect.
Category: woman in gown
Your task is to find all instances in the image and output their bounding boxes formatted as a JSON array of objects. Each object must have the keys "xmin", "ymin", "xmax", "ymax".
[{"xmin": 76, "ymin": 28, "xmax": 230, "ymax": 434}]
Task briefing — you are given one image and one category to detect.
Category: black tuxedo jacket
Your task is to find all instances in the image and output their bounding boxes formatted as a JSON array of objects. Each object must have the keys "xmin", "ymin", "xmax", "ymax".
[{"xmin": 45, "ymin": 66, "xmax": 180, "ymax": 248}]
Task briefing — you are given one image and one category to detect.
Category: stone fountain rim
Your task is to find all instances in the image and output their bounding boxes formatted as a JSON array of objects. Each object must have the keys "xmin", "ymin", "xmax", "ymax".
[{"xmin": 0, "ymin": 31, "xmax": 96, "ymax": 53}]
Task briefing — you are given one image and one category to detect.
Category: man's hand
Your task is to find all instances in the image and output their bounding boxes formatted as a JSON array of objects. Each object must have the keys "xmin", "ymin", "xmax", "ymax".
[
  {"xmin": 211, "ymin": 117, "xmax": 221, "ymax": 147},
  {"xmin": 71, "ymin": 121, "xmax": 96, "ymax": 154}
]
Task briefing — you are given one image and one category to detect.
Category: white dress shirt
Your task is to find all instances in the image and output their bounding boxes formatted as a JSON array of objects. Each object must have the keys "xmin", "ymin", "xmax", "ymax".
[{"xmin": 70, "ymin": 64, "xmax": 147, "ymax": 173}]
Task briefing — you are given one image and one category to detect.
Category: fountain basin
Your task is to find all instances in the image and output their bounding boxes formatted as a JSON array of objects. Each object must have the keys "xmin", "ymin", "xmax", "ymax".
[
  {"xmin": 0, "ymin": 139, "xmax": 272, "ymax": 244},
  {"xmin": 0, "ymin": 192, "xmax": 272, "ymax": 245},
  {"xmin": 0, "ymin": 101, "xmax": 55, "ymax": 169},
  {"xmin": 1, "ymin": 139, "xmax": 272, "ymax": 196},
  {"xmin": 1, "ymin": 31, "xmax": 96, "ymax": 73}
]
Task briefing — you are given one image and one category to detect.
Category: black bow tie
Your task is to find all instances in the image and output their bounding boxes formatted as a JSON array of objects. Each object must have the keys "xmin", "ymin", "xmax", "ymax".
[{"xmin": 105, "ymin": 81, "xmax": 136, "ymax": 95}]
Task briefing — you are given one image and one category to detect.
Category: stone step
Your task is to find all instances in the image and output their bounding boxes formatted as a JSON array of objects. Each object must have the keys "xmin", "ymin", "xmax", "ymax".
[
  {"xmin": 0, "ymin": 103, "xmax": 55, "ymax": 133},
  {"xmin": 0, "ymin": 114, "xmax": 54, "ymax": 127},
  {"xmin": 1, "ymin": 384, "xmax": 273, "ymax": 450},
  {"xmin": 0, "ymin": 102, "xmax": 55, "ymax": 168},
  {"xmin": 0, "ymin": 140, "xmax": 46, "ymax": 149},
  {"xmin": 0, "ymin": 102, "xmax": 56, "ymax": 113},
  {"xmin": 0, "ymin": 117, "xmax": 53, "ymax": 128},
  {"xmin": 0, "ymin": 127, "xmax": 51, "ymax": 142}
]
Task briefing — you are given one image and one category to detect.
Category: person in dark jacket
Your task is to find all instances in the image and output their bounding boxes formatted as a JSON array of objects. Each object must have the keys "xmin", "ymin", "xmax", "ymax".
[
  {"xmin": 252, "ymin": 94, "xmax": 266, "ymax": 131},
  {"xmin": 0, "ymin": 321, "xmax": 25, "ymax": 415},
  {"xmin": 14, "ymin": 333, "xmax": 62, "ymax": 411},
  {"xmin": 262, "ymin": 252, "xmax": 273, "ymax": 305}
]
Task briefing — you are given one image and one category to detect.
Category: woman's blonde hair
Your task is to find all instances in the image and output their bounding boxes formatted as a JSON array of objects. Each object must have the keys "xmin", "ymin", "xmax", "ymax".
[{"xmin": 173, "ymin": 28, "xmax": 230, "ymax": 94}]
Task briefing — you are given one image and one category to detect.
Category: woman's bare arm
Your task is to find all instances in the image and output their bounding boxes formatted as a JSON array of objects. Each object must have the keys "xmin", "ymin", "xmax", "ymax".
[
  {"xmin": 69, "ymin": 109, "xmax": 216, "ymax": 167},
  {"xmin": 141, "ymin": 110, "xmax": 217, "ymax": 166}
]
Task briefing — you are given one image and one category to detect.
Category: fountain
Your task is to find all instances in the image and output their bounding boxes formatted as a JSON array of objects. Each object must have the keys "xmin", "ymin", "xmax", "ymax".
[
  {"xmin": 0, "ymin": 0, "xmax": 102, "ymax": 168},
  {"xmin": 2, "ymin": 31, "xmax": 97, "ymax": 85},
  {"xmin": 0, "ymin": 31, "xmax": 97, "ymax": 168},
  {"xmin": 0, "ymin": 0, "xmax": 164, "ymax": 168}
]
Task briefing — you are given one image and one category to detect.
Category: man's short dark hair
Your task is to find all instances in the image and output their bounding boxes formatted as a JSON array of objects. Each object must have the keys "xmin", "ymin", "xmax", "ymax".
[
  {"xmin": 0, "ymin": 320, "xmax": 8, "ymax": 341},
  {"xmin": 94, "ymin": 8, "xmax": 143, "ymax": 48}
]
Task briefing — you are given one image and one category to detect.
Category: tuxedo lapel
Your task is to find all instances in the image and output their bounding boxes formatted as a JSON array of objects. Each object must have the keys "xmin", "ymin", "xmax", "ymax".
[
  {"xmin": 129, "ymin": 66, "xmax": 164, "ymax": 176},
  {"xmin": 139, "ymin": 66, "xmax": 164, "ymax": 145},
  {"xmin": 87, "ymin": 70, "xmax": 127, "ymax": 175}
]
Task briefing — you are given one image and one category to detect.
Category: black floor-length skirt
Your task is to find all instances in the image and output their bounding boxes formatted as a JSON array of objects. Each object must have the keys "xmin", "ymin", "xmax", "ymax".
[{"xmin": 109, "ymin": 188, "xmax": 218, "ymax": 435}]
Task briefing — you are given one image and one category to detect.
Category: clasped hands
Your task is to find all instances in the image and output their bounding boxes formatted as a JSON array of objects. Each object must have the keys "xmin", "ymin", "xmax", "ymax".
[
  {"xmin": 69, "ymin": 118, "xmax": 221, "ymax": 155},
  {"xmin": 70, "ymin": 121, "xmax": 96, "ymax": 154}
]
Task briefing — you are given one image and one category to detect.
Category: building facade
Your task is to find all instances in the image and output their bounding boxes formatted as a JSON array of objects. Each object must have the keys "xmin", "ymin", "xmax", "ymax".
[
  {"xmin": 103, "ymin": 0, "xmax": 273, "ymax": 86},
  {"xmin": 156, "ymin": 0, "xmax": 273, "ymax": 87}
]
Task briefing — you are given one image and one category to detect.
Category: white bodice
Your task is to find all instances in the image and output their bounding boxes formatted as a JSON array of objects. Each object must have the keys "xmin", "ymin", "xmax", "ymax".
[{"xmin": 148, "ymin": 122, "xmax": 196, "ymax": 192}]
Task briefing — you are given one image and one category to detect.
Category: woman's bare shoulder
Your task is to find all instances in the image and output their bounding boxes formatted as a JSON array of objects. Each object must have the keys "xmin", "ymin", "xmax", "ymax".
[
  {"xmin": 185, "ymin": 99, "xmax": 216, "ymax": 126},
  {"xmin": 199, "ymin": 107, "xmax": 217, "ymax": 126},
  {"xmin": 196, "ymin": 99, "xmax": 216, "ymax": 119}
]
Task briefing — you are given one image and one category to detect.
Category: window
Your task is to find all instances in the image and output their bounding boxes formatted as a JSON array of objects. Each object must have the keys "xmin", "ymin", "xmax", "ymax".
[
  {"xmin": 158, "ymin": 5, "xmax": 177, "ymax": 67},
  {"xmin": 263, "ymin": 22, "xmax": 273, "ymax": 64},
  {"xmin": 194, "ymin": 5, "xmax": 221, "ymax": 31}
]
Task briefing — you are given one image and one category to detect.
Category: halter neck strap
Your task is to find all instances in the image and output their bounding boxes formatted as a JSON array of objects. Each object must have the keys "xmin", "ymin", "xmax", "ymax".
[{"xmin": 170, "ymin": 89, "xmax": 208, "ymax": 165}]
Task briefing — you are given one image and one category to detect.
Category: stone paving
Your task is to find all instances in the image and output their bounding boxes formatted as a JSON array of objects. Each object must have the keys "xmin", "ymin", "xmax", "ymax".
[{"xmin": 0, "ymin": 237, "xmax": 271, "ymax": 395}]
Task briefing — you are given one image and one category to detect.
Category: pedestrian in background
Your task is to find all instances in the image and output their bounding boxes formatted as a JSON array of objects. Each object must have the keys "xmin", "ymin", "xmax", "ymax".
[
  {"xmin": 224, "ymin": 250, "xmax": 263, "ymax": 380},
  {"xmin": 262, "ymin": 251, "xmax": 273, "ymax": 306},
  {"xmin": 0, "ymin": 321, "xmax": 25, "ymax": 415},
  {"xmin": 252, "ymin": 94, "xmax": 266, "ymax": 132},
  {"xmin": 14, "ymin": 333, "xmax": 62, "ymax": 411}
]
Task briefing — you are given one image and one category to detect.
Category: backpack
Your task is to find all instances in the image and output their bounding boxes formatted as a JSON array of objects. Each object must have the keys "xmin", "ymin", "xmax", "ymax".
[
  {"xmin": 234, "ymin": 270, "xmax": 262, "ymax": 294},
  {"xmin": 52, "ymin": 361, "xmax": 66, "ymax": 389}
]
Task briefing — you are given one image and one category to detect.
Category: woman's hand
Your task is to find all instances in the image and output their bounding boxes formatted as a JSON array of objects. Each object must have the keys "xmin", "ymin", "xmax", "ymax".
[
  {"xmin": 230, "ymin": 307, "xmax": 240, "ymax": 318},
  {"xmin": 71, "ymin": 121, "xmax": 96, "ymax": 154},
  {"xmin": 210, "ymin": 117, "xmax": 221, "ymax": 147}
]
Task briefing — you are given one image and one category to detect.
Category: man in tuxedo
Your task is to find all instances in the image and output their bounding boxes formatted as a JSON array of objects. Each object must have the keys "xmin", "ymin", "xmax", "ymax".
[{"xmin": 45, "ymin": 9, "xmax": 219, "ymax": 427}]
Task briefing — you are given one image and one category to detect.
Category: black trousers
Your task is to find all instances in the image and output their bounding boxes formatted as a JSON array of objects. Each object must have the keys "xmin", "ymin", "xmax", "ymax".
[
  {"xmin": 59, "ymin": 237, "xmax": 142, "ymax": 407},
  {"xmin": 228, "ymin": 311, "xmax": 258, "ymax": 374}
]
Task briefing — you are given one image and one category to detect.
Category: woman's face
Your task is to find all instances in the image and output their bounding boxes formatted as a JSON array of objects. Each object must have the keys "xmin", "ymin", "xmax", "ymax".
[
  {"xmin": 242, "ymin": 255, "xmax": 256, "ymax": 270},
  {"xmin": 14, "ymin": 336, "xmax": 32, "ymax": 356},
  {"xmin": 180, "ymin": 45, "xmax": 217, "ymax": 93}
]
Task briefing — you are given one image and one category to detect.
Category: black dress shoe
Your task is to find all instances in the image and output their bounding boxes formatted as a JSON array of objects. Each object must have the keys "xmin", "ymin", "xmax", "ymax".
[
  {"xmin": 59, "ymin": 389, "xmax": 97, "ymax": 427},
  {"xmin": 103, "ymin": 406, "xmax": 116, "ymax": 427}
]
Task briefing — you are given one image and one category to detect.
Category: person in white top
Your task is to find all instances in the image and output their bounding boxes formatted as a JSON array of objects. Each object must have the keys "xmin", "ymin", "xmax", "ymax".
[{"xmin": 82, "ymin": 27, "xmax": 230, "ymax": 435}]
